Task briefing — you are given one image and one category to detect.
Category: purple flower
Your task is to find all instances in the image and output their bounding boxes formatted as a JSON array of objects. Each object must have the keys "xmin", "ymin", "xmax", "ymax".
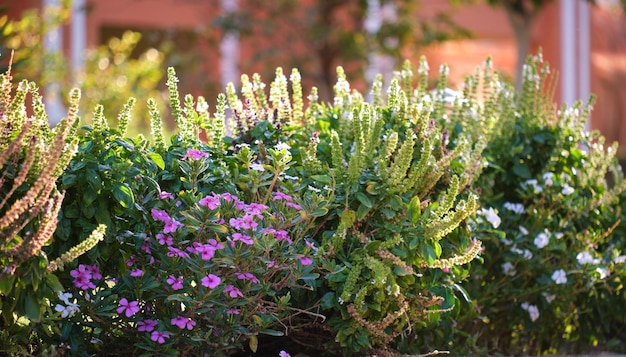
[
  {"xmin": 126, "ymin": 256, "xmax": 138, "ymax": 266},
  {"xmin": 167, "ymin": 246, "xmax": 190, "ymax": 258},
  {"xmin": 166, "ymin": 275, "xmax": 184, "ymax": 290},
  {"xmin": 163, "ymin": 219, "xmax": 184, "ymax": 234},
  {"xmin": 159, "ymin": 191, "xmax": 174, "ymax": 200},
  {"xmin": 223, "ymin": 284, "xmax": 244, "ymax": 298},
  {"xmin": 171, "ymin": 315, "xmax": 196, "ymax": 330},
  {"xmin": 299, "ymin": 256, "xmax": 313, "ymax": 266},
  {"xmin": 232, "ymin": 233, "xmax": 254, "ymax": 245},
  {"xmin": 87, "ymin": 264, "xmax": 102, "ymax": 280},
  {"xmin": 150, "ymin": 331, "xmax": 170, "ymax": 344},
  {"xmin": 273, "ymin": 191, "xmax": 293, "ymax": 201},
  {"xmin": 130, "ymin": 269, "xmax": 144, "ymax": 277},
  {"xmin": 117, "ymin": 298, "xmax": 140, "ymax": 317},
  {"xmin": 236, "ymin": 272, "xmax": 260, "ymax": 284},
  {"xmin": 156, "ymin": 234, "xmax": 173, "ymax": 246},
  {"xmin": 137, "ymin": 319, "xmax": 158, "ymax": 332},
  {"xmin": 279, "ymin": 351, "xmax": 291, "ymax": 357},
  {"xmin": 201, "ymin": 274, "xmax": 221, "ymax": 289},
  {"xmin": 285, "ymin": 202, "xmax": 302, "ymax": 210},
  {"xmin": 182, "ymin": 149, "xmax": 209, "ymax": 160},
  {"xmin": 227, "ymin": 309, "xmax": 241, "ymax": 315},
  {"xmin": 70, "ymin": 264, "xmax": 96, "ymax": 290},
  {"xmin": 244, "ymin": 203, "xmax": 268, "ymax": 219},
  {"xmin": 199, "ymin": 194, "xmax": 221, "ymax": 210},
  {"xmin": 220, "ymin": 192, "xmax": 237, "ymax": 202},
  {"xmin": 151, "ymin": 209, "xmax": 171, "ymax": 222},
  {"xmin": 305, "ymin": 240, "xmax": 318, "ymax": 251}
]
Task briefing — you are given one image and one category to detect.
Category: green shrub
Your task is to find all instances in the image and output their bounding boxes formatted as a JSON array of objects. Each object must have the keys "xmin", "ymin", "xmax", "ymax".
[{"xmin": 451, "ymin": 54, "xmax": 626, "ymax": 355}]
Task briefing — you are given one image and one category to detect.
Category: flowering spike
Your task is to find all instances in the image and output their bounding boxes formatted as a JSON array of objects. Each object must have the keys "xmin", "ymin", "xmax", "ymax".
[
  {"xmin": 117, "ymin": 97, "xmax": 136, "ymax": 137},
  {"xmin": 148, "ymin": 98, "xmax": 166, "ymax": 152}
]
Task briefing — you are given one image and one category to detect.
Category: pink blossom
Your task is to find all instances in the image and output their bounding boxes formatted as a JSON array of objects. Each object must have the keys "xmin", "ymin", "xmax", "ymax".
[
  {"xmin": 230, "ymin": 215, "xmax": 259, "ymax": 230},
  {"xmin": 150, "ymin": 331, "xmax": 170, "ymax": 344},
  {"xmin": 227, "ymin": 309, "xmax": 241, "ymax": 315},
  {"xmin": 305, "ymin": 240, "xmax": 318, "ymax": 251},
  {"xmin": 224, "ymin": 284, "xmax": 244, "ymax": 298},
  {"xmin": 171, "ymin": 315, "xmax": 197, "ymax": 330},
  {"xmin": 202, "ymin": 274, "xmax": 221, "ymax": 289},
  {"xmin": 70, "ymin": 264, "xmax": 96, "ymax": 290},
  {"xmin": 167, "ymin": 246, "xmax": 190, "ymax": 258},
  {"xmin": 87, "ymin": 264, "xmax": 102, "ymax": 280},
  {"xmin": 273, "ymin": 191, "xmax": 293, "ymax": 201},
  {"xmin": 117, "ymin": 298, "xmax": 140, "ymax": 317},
  {"xmin": 126, "ymin": 256, "xmax": 138, "ymax": 266},
  {"xmin": 156, "ymin": 234, "xmax": 173, "ymax": 246},
  {"xmin": 159, "ymin": 191, "xmax": 174, "ymax": 200},
  {"xmin": 244, "ymin": 203, "xmax": 268, "ymax": 219},
  {"xmin": 299, "ymin": 256, "xmax": 313, "ymax": 266},
  {"xmin": 199, "ymin": 195, "xmax": 221, "ymax": 210},
  {"xmin": 137, "ymin": 319, "xmax": 158, "ymax": 332},
  {"xmin": 208, "ymin": 239, "xmax": 225, "ymax": 249},
  {"xmin": 279, "ymin": 351, "xmax": 291, "ymax": 357},
  {"xmin": 151, "ymin": 209, "xmax": 171, "ymax": 222},
  {"xmin": 285, "ymin": 202, "xmax": 302, "ymax": 210},
  {"xmin": 219, "ymin": 192, "xmax": 238, "ymax": 202},
  {"xmin": 182, "ymin": 149, "xmax": 209, "ymax": 160},
  {"xmin": 236, "ymin": 272, "xmax": 260, "ymax": 284},
  {"xmin": 130, "ymin": 269, "xmax": 144, "ymax": 277},
  {"xmin": 232, "ymin": 233, "xmax": 254, "ymax": 245},
  {"xmin": 163, "ymin": 219, "xmax": 184, "ymax": 233},
  {"xmin": 141, "ymin": 242, "xmax": 152, "ymax": 254},
  {"xmin": 166, "ymin": 275, "xmax": 184, "ymax": 290}
]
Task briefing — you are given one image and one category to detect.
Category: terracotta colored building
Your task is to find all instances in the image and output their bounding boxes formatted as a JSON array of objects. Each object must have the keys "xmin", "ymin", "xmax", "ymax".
[{"xmin": 4, "ymin": 0, "xmax": 626, "ymax": 157}]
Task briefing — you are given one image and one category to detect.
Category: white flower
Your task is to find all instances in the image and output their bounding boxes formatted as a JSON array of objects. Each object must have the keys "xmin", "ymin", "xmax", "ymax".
[
  {"xmin": 524, "ymin": 179, "xmax": 543, "ymax": 193},
  {"xmin": 527, "ymin": 304, "xmax": 540, "ymax": 321},
  {"xmin": 542, "ymin": 292, "xmax": 556, "ymax": 303},
  {"xmin": 596, "ymin": 267, "xmax": 609, "ymax": 279},
  {"xmin": 561, "ymin": 184, "xmax": 575, "ymax": 195},
  {"xmin": 502, "ymin": 262, "xmax": 516, "ymax": 276},
  {"xmin": 249, "ymin": 163, "xmax": 265, "ymax": 172},
  {"xmin": 55, "ymin": 302, "xmax": 79, "ymax": 318},
  {"xmin": 283, "ymin": 174, "xmax": 299, "ymax": 181},
  {"xmin": 554, "ymin": 232, "xmax": 564, "ymax": 239},
  {"xmin": 576, "ymin": 251, "xmax": 595, "ymax": 265},
  {"xmin": 477, "ymin": 207, "xmax": 501, "ymax": 228},
  {"xmin": 519, "ymin": 226, "xmax": 529, "ymax": 236},
  {"xmin": 551, "ymin": 269, "xmax": 567, "ymax": 284},
  {"xmin": 501, "ymin": 237, "xmax": 513, "ymax": 246},
  {"xmin": 534, "ymin": 230, "xmax": 550, "ymax": 249},
  {"xmin": 614, "ymin": 255, "xmax": 626, "ymax": 264},
  {"xmin": 542, "ymin": 172, "xmax": 554, "ymax": 186},
  {"xmin": 308, "ymin": 185, "xmax": 321, "ymax": 193},
  {"xmin": 523, "ymin": 249, "xmax": 533, "ymax": 260},
  {"xmin": 503, "ymin": 202, "xmax": 525, "ymax": 214},
  {"xmin": 274, "ymin": 142, "xmax": 291, "ymax": 151},
  {"xmin": 58, "ymin": 292, "xmax": 73, "ymax": 305}
]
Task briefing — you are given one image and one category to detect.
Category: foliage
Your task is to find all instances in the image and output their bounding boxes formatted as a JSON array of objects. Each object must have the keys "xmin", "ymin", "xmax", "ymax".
[
  {"xmin": 0, "ymin": 65, "xmax": 104, "ymax": 355},
  {"xmin": 450, "ymin": 54, "xmax": 626, "ymax": 355}
]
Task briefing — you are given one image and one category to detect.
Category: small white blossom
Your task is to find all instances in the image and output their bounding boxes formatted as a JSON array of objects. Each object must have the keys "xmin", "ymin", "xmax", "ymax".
[
  {"xmin": 523, "ymin": 249, "xmax": 533, "ymax": 260},
  {"xmin": 477, "ymin": 207, "xmax": 501, "ymax": 228},
  {"xmin": 274, "ymin": 142, "xmax": 291, "ymax": 151},
  {"xmin": 614, "ymin": 255, "xmax": 626, "ymax": 264},
  {"xmin": 249, "ymin": 163, "xmax": 265, "ymax": 172},
  {"xmin": 283, "ymin": 174, "xmax": 299, "ymax": 181},
  {"xmin": 55, "ymin": 302, "xmax": 79, "ymax": 318},
  {"xmin": 542, "ymin": 292, "xmax": 556, "ymax": 303},
  {"xmin": 554, "ymin": 232, "xmax": 564, "ymax": 239},
  {"xmin": 534, "ymin": 230, "xmax": 550, "ymax": 249},
  {"xmin": 596, "ymin": 267, "xmax": 609, "ymax": 279},
  {"xmin": 503, "ymin": 202, "xmax": 525, "ymax": 214},
  {"xmin": 576, "ymin": 251, "xmax": 595, "ymax": 265},
  {"xmin": 519, "ymin": 226, "xmax": 529, "ymax": 236},
  {"xmin": 527, "ymin": 304, "xmax": 540, "ymax": 321},
  {"xmin": 501, "ymin": 237, "xmax": 513, "ymax": 246},
  {"xmin": 561, "ymin": 184, "xmax": 575, "ymax": 195},
  {"xmin": 542, "ymin": 172, "xmax": 555, "ymax": 186},
  {"xmin": 502, "ymin": 262, "xmax": 515, "ymax": 276},
  {"xmin": 58, "ymin": 292, "xmax": 73, "ymax": 305},
  {"xmin": 308, "ymin": 185, "xmax": 321, "ymax": 193},
  {"xmin": 524, "ymin": 179, "xmax": 543, "ymax": 193},
  {"xmin": 551, "ymin": 269, "xmax": 567, "ymax": 284}
]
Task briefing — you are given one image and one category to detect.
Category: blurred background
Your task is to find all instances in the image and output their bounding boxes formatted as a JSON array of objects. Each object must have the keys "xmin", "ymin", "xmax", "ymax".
[{"xmin": 1, "ymin": 0, "xmax": 626, "ymax": 158}]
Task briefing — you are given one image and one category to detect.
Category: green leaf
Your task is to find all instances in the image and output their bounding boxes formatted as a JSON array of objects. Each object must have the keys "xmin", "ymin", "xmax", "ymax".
[
  {"xmin": 355, "ymin": 192, "xmax": 372, "ymax": 208},
  {"xmin": 147, "ymin": 152, "xmax": 165, "ymax": 170},
  {"xmin": 310, "ymin": 175, "xmax": 332, "ymax": 184},
  {"xmin": 512, "ymin": 161, "xmax": 531, "ymax": 178},
  {"xmin": 0, "ymin": 275, "xmax": 15, "ymax": 294},
  {"xmin": 112, "ymin": 183, "xmax": 135, "ymax": 208},
  {"xmin": 248, "ymin": 335, "xmax": 258, "ymax": 353},
  {"xmin": 407, "ymin": 196, "xmax": 421, "ymax": 223},
  {"xmin": 356, "ymin": 204, "xmax": 371, "ymax": 220},
  {"xmin": 259, "ymin": 329, "xmax": 284, "ymax": 337},
  {"xmin": 45, "ymin": 274, "xmax": 63, "ymax": 292},
  {"xmin": 24, "ymin": 293, "xmax": 42, "ymax": 322},
  {"xmin": 311, "ymin": 207, "xmax": 328, "ymax": 217}
]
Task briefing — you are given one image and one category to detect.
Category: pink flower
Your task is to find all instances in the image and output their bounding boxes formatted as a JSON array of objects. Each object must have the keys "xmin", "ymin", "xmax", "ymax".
[
  {"xmin": 167, "ymin": 246, "xmax": 190, "ymax": 258},
  {"xmin": 220, "ymin": 192, "xmax": 238, "ymax": 202},
  {"xmin": 117, "ymin": 298, "xmax": 140, "ymax": 317},
  {"xmin": 244, "ymin": 203, "xmax": 268, "ymax": 219},
  {"xmin": 130, "ymin": 269, "xmax": 144, "ymax": 277},
  {"xmin": 285, "ymin": 202, "xmax": 302, "ymax": 210},
  {"xmin": 305, "ymin": 240, "xmax": 318, "ymax": 251},
  {"xmin": 151, "ymin": 209, "xmax": 171, "ymax": 222},
  {"xmin": 236, "ymin": 272, "xmax": 260, "ymax": 284},
  {"xmin": 150, "ymin": 331, "xmax": 170, "ymax": 344},
  {"xmin": 201, "ymin": 274, "xmax": 221, "ymax": 289},
  {"xmin": 299, "ymin": 256, "xmax": 313, "ymax": 266},
  {"xmin": 166, "ymin": 275, "xmax": 184, "ymax": 290},
  {"xmin": 195, "ymin": 244, "xmax": 217, "ymax": 260},
  {"xmin": 87, "ymin": 264, "xmax": 102, "ymax": 280},
  {"xmin": 182, "ymin": 149, "xmax": 209, "ymax": 160},
  {"xmin": 199, "ymin": 195, "xmax": 221, "ymax": 210},
  {"xmin": 137, "ymin": 319, "xmax": 158, "ymax": 332},
  {"xmin": 232, "ymin": 233, "xmax": 254, "ymax": 245},
  {"xmin": 70, "ymin": 264, "xmax": 96, "ymax": 290},
  {"xmin": 156, "ymin": 234, "xmax": 173, "ymax": 246},
  {"xmin": 159, "ymin": 191, "xmax": 174, "ymax": 200},
  {"xmin": 171, "ymin": 315, "xmax": 196, "ymax": 330},
  {"xmin": 126, "ymin": 256, "xmax": 138, "ymax": 266},
  {"xmin": 163, "ymin": 219, "xmax": 183, "ymax": 234},
  {"xmin": 227, "ymin": 309, "xmax": 241, "ymax": 315},
  {"xmin": 223, "ymin": 284, "xmax": 244, "ymax": 298},
  {"xmin": 273, "ymin": 191, "xmax": 293, "ymax": 201},
  {"xmin": 279, "ymin": 351, "xmax": 291, "ymax": 357}
]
